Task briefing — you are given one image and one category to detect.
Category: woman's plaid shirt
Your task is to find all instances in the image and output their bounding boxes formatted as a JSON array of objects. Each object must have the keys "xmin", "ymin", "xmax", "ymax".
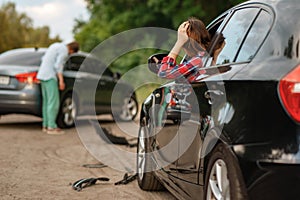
[{"xmin": 157, "ymin": 51, "xmax": 205, "ymax": 82}]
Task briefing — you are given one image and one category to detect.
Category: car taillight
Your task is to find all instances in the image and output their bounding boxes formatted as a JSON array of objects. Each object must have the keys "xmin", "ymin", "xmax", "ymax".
[
  {"xmin": 15, "ymin": 72, "xmax": 39, "ymax": 84},
  {"xmin": 279, "ymin": 64, "xmax": 300, "ymax": 123}
]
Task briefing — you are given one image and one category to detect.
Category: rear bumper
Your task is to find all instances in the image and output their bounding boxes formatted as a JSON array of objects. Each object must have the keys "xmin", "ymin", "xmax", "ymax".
[
  {"xmin": 248, "ymin": 164, "xmax": 300, "ymax": 200},
  {"xmin": 0, "ymin": 85, "xmax": 41, "ymax": 116},
  {"xmin": 232, "ymin": 142, "xmax": 300, "ymax": 199},
  {"xmin": 233, "ymin": 143, "xmax": 300, "ymax": 165}
]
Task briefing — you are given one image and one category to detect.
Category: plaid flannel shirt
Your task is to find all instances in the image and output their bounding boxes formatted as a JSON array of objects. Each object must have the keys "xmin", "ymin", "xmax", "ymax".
[{"xmin": 157, "ymin": 51, "xmax": 205, "ymax": 82}]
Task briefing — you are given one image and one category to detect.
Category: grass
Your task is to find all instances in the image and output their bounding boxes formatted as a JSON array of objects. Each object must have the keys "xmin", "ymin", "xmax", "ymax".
[{"xmin": 135, "ymin": 83, "xmax": 161, "ymax": 104}]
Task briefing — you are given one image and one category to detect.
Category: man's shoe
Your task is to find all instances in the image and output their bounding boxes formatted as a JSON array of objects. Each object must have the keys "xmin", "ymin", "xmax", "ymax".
[{"xmin": 47, "ymin": 128, "xmax": 65, "ymax": 135}]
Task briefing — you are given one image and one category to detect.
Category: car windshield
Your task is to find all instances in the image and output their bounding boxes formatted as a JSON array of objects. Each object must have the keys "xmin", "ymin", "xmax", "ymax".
[{"xmin": 0, "ymin": 51, "xmax": 44, "ymax": 66}]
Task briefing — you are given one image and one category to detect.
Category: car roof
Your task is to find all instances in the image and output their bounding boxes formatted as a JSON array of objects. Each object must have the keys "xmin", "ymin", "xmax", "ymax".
[
  {"xmin": 1, "ymin": 47, "xmax": 91, "ymax": 58},
  {"xmin": 240, "ymin": 0, "xmax": 300, "ymax": 14},
  {"xmin": 0, "ymin": 47, "xmax": 47, "ymax": 56},
  {"xmin": 248, "ymin": 0, "xmax": 299, "ymax": 3}
]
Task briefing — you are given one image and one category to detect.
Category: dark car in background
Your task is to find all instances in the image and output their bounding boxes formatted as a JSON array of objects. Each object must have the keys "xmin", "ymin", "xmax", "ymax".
[
  {"xmin": 137, "ymin": 0, "xmax": 300, "ymax": 199},
  {"xmin": 0, "ymin": 48, "xmax": 138, "ymax": 128}
]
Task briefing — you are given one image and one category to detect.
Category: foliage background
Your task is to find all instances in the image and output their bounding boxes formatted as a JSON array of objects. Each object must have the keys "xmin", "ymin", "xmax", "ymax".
[
  {"xmin": 0, "ymin": 3, "xmax": 60, "ymax": 53},
  {"xmin": 75, "ymin": 0, "xmax": 244, "ymax": 51},
  {"xmin": 74, "ymin": 0, "xmax": 245, "ymax": 74}
]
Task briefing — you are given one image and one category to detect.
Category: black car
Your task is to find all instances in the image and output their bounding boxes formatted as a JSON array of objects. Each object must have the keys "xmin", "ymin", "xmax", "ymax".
[
  {"xmin": 0, "ymin": 48, "xmax": 138, "ymax": 128},
  {"xmin": 137, "ymin": 0, "xmax": 300, "ymax": 199}
]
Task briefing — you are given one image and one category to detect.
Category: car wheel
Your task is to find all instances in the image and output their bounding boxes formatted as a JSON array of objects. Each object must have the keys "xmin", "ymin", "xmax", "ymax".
[
  {"xmin": 57, "ymin": 93, "xmax": 77, "ymax": 128},
  {"xmin": 172, "ymin": 119, "xmax": 181, "ymax": 124},
  {"xmin": 205, "ymin": 143, "xmax": 248, "ymax": 200},
  {"xmin": 137, "ymin": 118, "xmax": 163, "ymax": 191},
  {"xmin": 116, "ymin": 95, "xmax": 138, "ymax": 121}
]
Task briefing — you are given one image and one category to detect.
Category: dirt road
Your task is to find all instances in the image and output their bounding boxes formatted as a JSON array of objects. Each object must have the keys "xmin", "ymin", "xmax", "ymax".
[{"xmin": 0, "ymin": 114, "xmax": 174, "ymax": 200}]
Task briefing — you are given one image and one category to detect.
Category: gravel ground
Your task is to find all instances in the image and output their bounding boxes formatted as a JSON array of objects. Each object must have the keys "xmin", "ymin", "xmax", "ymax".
[{"xmin": 0, "ymin": 114, "xmax": 175, "ymax": 200}]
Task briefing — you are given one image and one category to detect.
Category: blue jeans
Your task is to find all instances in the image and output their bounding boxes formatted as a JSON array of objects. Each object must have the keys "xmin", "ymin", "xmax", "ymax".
[{"xmin": 40, "ymin": 79, "xmax": 60, "ymax": 129}]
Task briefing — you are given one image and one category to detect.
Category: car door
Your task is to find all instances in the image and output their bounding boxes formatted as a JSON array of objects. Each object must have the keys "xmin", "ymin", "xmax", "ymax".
[
  {"xmin": 93, "ymin": 61, "xmax": 116, "ymax": 113},
  {"xmin": 64, "ymin": 55, "xmax": 101, "ymax": 115},
  {"xmin": 74, "ymin": 57, "xmax": 115, "ymax": 114},
  {"xmin": 176, "ymin": 5, "xmax": 272, "ymax": 186},
  {"xmin": 151, "ymin": 85, "xmax": 180, "ymax": 178}
]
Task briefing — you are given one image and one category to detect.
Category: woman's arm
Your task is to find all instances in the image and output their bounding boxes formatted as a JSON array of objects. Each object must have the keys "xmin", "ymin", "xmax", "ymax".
[
  {"xmin": 168, "ymin": 21, "xmax": 190, "ymax": 60},
  {"xmin": 158, "ymin": 54, "xmax": 203, "ymax": 79}
]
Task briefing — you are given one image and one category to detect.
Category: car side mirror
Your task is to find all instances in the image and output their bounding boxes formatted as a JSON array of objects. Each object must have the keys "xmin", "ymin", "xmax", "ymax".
[{"xmin": 148, "ymin": 53, "xmax": 168, "ymax": 74}]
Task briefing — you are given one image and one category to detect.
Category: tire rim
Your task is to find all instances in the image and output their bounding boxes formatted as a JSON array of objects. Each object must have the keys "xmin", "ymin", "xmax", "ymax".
[
  {"xmin": 119, "ymin": 97, "xmax": 138, "ymax": 121},
  {"xmin": 137, "ymin": 126, "xmax": 146, "ymax": 180},
  {"xmin": 207, "ymin": 159, "xmax": 230, "ymax": 200},
  {"xmin": 62, "ymin": 97, "xmax": 76, "ymax": 126}
]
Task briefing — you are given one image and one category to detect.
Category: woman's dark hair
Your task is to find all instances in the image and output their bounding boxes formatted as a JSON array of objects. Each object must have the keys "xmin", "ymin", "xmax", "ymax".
[
  {"xmin": 184, "ymin": 17, "xmax": 211, "ymax": 57},
  {"xmin": 212, "ymin": 33, "xmax": 225, "ymax": 54}
]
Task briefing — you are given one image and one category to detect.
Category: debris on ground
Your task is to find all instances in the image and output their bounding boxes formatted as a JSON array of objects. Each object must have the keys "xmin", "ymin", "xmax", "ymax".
[{"xmin": 72, "ymin": 177, "xmax": 110, "ymax": 192}]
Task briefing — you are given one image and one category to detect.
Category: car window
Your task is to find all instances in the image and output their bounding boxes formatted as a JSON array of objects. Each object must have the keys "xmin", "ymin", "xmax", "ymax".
[
  {"xmin": 81, "ymin": 57, "xmax": 109, "ymax": 75},
  {"xmin": 0, "ymin": 51, "xmax": 44, "ymax": 66},
  {"xmin": 236, "ymin": 9, "xmax": 272, "ymax": 62},
  {"xmin": 213, "ymin": 8, "xmax": 260, "ymax": 65},
  {"xmin": 65, "ymin": 55, "xmax": 85, "ymax": 71},
  {"xmin": 81, "ymin": 58, "xmax": 97, "ymax": 74},
  {"xmin": 203, "ymin": 14, "xmax": 229, "ymax": 67}
]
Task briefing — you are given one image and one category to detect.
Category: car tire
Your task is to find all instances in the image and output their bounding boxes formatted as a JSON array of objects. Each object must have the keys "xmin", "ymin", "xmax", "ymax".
[
  {"xmin": 57, "ymin": 93, "xmax": 77, "ymax": 128},
  {"xmin": 205, "ymin": 143, "xmax": 248, "ymax": 200},
  {"xmin": 137, "ymin": 118, "xmax": 163, "ymax": 191},
  {"xmin": 115, "ymin": 95, "xmax": 138, "ymax": 121}
]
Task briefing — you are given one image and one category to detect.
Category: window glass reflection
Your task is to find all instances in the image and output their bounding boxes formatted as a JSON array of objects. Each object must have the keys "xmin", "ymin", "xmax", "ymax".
[
  {"xmin": 236, "ymin": 10, "xmax": 272, "ymax": 62},
  {"xmin": 215, "ymin": 8, "xmax": 259, "ymax": 65}
]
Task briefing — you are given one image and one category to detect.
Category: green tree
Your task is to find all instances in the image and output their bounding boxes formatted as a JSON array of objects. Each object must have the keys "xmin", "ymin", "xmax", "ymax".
[
  {"xmin": 0, "ymin": 2, "xmax": 61, "ymax": 53},
  {"xmin": 75, "ymin": 0, "xmax": 245, "ymax": 51},
  {"xmin": 74, "ymin": 0, "xmax": 245, "ymax": 73},
  {"xmin": 25, "ymin": 26, "xmax": 61, "ymax": 48},
  {"xmin": 0, "ymin": 3, "xmax": 30, "ymax": 52}
]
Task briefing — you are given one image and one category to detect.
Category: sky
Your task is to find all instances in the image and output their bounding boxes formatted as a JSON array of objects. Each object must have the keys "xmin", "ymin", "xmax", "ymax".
[{"xmin": 0, "ymin": 0, "xmax": 90, "ymax": 43}]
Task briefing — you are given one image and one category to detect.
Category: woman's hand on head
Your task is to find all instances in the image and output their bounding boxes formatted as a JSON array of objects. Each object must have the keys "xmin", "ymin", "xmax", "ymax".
[
  {"xmin": 177, "ymin": 21, "xmax": 190, "ymax": 46},
  {"xmin": 168, "ymin": 21, "xmax": 190, "ymax": 60}
]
